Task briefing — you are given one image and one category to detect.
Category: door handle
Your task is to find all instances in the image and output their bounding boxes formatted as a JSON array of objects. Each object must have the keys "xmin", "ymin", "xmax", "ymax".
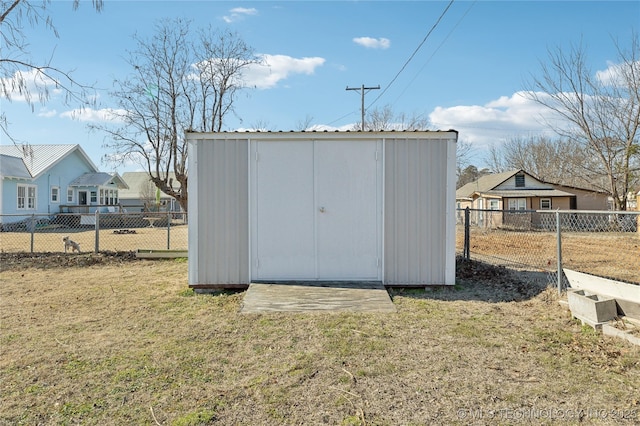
[{"xmin": 319, "ymin": 207, "xmax": 326, "ymax": 213}]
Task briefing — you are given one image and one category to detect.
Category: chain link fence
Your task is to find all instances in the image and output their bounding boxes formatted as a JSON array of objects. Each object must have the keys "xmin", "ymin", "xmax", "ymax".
[
  {"xmin": 0, "ymin": 212, "xmax": 187, "ymax": 254},
  {"xmin": 3, "ymin": 209, "xmax": 637, "ymax": 290},
  {"xmin": 457, "ymin": 208, "xmax": 640, "ymax": 290}
]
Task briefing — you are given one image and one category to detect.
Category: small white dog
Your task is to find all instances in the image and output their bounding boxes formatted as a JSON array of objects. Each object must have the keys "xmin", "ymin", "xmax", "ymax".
[{"xmin": 62, "ymin": 236, "xmax": 81, "ymax": 253}]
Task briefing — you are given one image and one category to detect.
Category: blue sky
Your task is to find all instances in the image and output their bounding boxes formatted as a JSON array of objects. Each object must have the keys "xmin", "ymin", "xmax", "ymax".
[{"xmin": 2, "ymin": 0, "xmax": 639, "ymax": 172}]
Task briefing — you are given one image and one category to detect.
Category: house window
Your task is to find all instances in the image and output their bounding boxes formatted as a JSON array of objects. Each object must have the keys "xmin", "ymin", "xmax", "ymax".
[
  {"xmin": 100, "ymin": 189, "xmax": 104, "ymax": 204},
  {"xmin": 51, "ymin": 186, "xmax": 60, "ymax": 203},
  {"xmin": 515, "ymin": 173, "xmax": 525, "ymax": 188},
  {"xmin": 17, "ymin": 184, "xmax": 36, "ymax": 210},
  {"xmin": 489, "ymin": 199, "xmax": 500, "ymax": 210},
  {"xmin": 90, "ymin": 191, "xmax": 98, "ymax": 203},
  {"xmin": 508, "ymin": 198, "xmax": 527, "ymax": 211},
  {"xmin": 540, "ymin": 198, "xmax": 552, "ymax": 210},
  {"xmin": 67, "ymin": 188, "xmax": 74, "ymax": 203}
]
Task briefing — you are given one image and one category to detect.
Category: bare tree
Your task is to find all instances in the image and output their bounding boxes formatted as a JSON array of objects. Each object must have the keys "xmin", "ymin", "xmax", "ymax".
[
  {"xmin": 455, "ymin": 138, "xmax": 473, "ymax": 179},
  {"xmin": 92, "ymin": 19, "xmax": 259, "ymax": 212},
  {"xmin": 487, "ymin": 135, "xmax": 595, "ymax": 187},
  {"xmin": 295, "ymin": 114, "xmax": 314, "ymax": 131},
  {"xmin": 524, "ymin": 34, "xmax": 640, "ymax": 209},
  {"xmin": 249, "ymin": 119, "xmax": 272, "ymax": 131},
  {"xmin": 0, "ymin": 0, "xmax": 103, "ymax": 142},
  {"xmin": 352, "ymin": 104, "xmax": 430, "ymax": 131}
]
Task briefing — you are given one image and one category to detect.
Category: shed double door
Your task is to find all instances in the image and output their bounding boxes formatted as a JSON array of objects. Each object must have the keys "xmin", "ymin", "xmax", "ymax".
[{"xmin": 251, "ymin": 139, "xmax": 382, "ymax": 281}]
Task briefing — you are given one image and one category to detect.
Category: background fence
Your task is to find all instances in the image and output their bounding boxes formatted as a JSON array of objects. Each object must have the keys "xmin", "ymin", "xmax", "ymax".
[
  {"xmin": 2, "ymin": 209, "xmax": 638, "ymax": 292},
  {"xmin": 0, "ymin": 212, "xmax": 188, "ymax": 253},
  {"xmin": 457, "ymin": 208, "xmax": 640, "ymax": 290}
]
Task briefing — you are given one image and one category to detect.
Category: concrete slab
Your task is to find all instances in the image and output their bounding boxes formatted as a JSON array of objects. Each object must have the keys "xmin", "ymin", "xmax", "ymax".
[{"xmin": 240, "ymin": 282, "xmax": 396, "ymax": 313}]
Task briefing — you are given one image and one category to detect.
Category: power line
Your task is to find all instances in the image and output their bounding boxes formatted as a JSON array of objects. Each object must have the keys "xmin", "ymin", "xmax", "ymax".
[
  {"xmin": 391, "ymin": 0, "xmax": 476, "ymax": 107},
  {"xmin": 367, "ymin": 0, "xmax": 456, "ymax": 109}
]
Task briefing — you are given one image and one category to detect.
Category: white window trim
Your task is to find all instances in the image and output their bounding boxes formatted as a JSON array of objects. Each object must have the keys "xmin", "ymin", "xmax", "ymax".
[
  {"xmin": 51, "ymin": 186, "xmax": 60, "ymax": 203},
  {"xmin": 508, "ymin": 198, "xmax": 527, "ymax": 211},
  {"xmin": 17, "ymin": 184, "xmax": 37, "ymax": 210},
  {"xmin": 67, "ymin": 187, "xmax": 74, "ymax": 203},
  {"xmin": 540, "ymin": 198, "xmax": 552, "ymax": 210},
  {"xmin": 489, "ymin": 199, "xmax": 500, "ymax": 210}
]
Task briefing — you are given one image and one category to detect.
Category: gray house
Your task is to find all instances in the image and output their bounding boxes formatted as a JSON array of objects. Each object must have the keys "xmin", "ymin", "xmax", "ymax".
[{"xmin": 119, "ymin": 172, "xmax": 183, "ymax": 213}]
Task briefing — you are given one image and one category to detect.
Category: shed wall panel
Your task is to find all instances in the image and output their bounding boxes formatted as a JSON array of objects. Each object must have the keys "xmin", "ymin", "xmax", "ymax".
[
  {"xmin": 188, "ymin": 138, "xmax": 249, "ymax": 285},
  {"xmin": 384, "ymin": 137, "xmax": 455, "ymax": 285}
]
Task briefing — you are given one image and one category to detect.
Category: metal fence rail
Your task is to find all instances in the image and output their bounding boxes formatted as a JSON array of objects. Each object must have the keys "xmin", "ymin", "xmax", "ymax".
[
  {"xmin": 0, "ymin": 212, "xmax": 188, "ymax": 253},
  {"xmin": 457, "ymin": 208, "xmax": 640, "ymax": 290}
]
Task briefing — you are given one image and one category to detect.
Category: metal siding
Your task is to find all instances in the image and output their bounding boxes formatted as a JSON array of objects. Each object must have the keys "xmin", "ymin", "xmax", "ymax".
[
  {"xmin": 384, "ymin": 137, "xmax": 453, "ymax": 285},
  {"xmin": 251, "ymin": 138, "xmax": 382, "ymax": 281},
  {"xmin": 188, "ymin": 138, "xmax": 249, "ymax": 285},
  {"xmin": 188, "ymin": 131, "xmax": 455, "ymax": 287}
]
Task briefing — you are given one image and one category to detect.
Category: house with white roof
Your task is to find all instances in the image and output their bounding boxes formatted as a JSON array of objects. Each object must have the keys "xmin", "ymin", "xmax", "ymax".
[{"xmin": 0, "ymin": 144, "xmax": 128, "ymax": 225}]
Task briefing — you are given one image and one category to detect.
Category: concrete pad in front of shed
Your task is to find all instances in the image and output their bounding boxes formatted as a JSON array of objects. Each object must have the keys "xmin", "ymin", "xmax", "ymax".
[{"xmin": 240, "ymin": 282, "xmax": 396, "ymax": 313}]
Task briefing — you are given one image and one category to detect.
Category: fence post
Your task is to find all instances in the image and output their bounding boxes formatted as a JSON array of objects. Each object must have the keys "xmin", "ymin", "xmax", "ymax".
[
  {"xmin": 94, "ymin": 210, "xmax": 100, "ymax": 253},
  {"xmin": 30, "ymin": 214, "xmax": 35, "ymax": 253},
  {"xmin": 556, "ymin": 210, "xmax": 562, "ymax": 294},
  {"xmin": 166, "ymin": 210, "xmax": 171, "ymax": 250},
  {"xmin": 464, "ymin": 207, "xmax": 470, "ymax": 260}
]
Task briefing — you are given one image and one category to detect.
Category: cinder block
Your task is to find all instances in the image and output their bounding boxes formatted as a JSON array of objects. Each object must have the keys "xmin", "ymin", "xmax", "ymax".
[{"xmin": 567, "ymin": 289, "xmax": 617, "ymax": 326}]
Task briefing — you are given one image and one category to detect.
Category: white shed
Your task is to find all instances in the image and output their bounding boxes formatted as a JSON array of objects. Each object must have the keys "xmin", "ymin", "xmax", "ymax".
[{"xmin": 187, "ymin": 130, "xmax": 457, "ymax": 289}]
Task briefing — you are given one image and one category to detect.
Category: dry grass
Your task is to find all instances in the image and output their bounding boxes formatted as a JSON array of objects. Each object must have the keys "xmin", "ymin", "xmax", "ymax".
[
  {"xmin": 1, "ymin": 255, "xmax": 639, "ymax": 425},
  {"xmin": 457, "ymin": 228, "xmax": 640, "ymax": 284}
]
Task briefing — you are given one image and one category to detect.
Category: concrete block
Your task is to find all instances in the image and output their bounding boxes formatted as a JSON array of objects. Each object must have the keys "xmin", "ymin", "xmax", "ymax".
[{"xmin": 567, "ymin": 289, "xmax": 617, "ymax": 326}]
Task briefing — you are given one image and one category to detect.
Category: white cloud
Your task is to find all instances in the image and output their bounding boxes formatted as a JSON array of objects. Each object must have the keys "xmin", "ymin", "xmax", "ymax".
[
  {"xmin": 429, "ymin": 92, "xmax": 560, "ymax": 149},
  {"xmin": 37, "ymin": 107, "xmax": 58, "ymax": 118},
  {"xmin": 1, "ymin": 69, "xmax": 61, "ymax": 103},
  {"xmin": 595, "ymin": 60, "xmax": 640, "ymax": 86},
  {"xmin": 59, "ymin": 107, "xmax": 128, "ymax": 123},
  {"xmin": 307, "ymin": 123, "xmax": 354, "ymax": 132},
  {"xmin": 243, "ymin": 54, "xmax": 326, "ymax": 89},
  {"xmin": 353, "ymin": 37, "xmax": 391, "ymax": 49},
  {"xmin": 223, "ymin": 7, "xmax": 258, "ymax": 23}
]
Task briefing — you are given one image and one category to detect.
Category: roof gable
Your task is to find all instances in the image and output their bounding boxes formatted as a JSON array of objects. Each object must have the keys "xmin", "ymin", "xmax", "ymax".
[
  {"xmin": 119, "ymin": 172, "xmax": 180, "ymax": 198},
  {"xmin": 69, "ymin": 172, "xmax": 129, "ymax": 189},
  {"xmin": 0, "ymin": 144, "xmax": 99, "ymax": 178},
  {"xmin": 0, "ymin": 154, "xmax": 31, "ymax": 179},
  {"xmin": 456, "ymin": 170, "xmax": 521, "ymax": 198}
]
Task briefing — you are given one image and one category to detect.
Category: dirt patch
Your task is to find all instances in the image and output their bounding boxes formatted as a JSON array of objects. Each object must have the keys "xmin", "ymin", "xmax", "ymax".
[
  {"xmin": 1, "ymin": 256, "xmax": 639, "ymax": 425},
  {"xmin": 0, "ymin": 251, "xmax": 138, "ymax": 271}
]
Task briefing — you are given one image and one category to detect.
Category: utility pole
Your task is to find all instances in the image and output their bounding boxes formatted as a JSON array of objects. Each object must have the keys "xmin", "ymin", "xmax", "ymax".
[{"xmin": 346, "ymin": 84, "xmax": 380, "ymax": 130}]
